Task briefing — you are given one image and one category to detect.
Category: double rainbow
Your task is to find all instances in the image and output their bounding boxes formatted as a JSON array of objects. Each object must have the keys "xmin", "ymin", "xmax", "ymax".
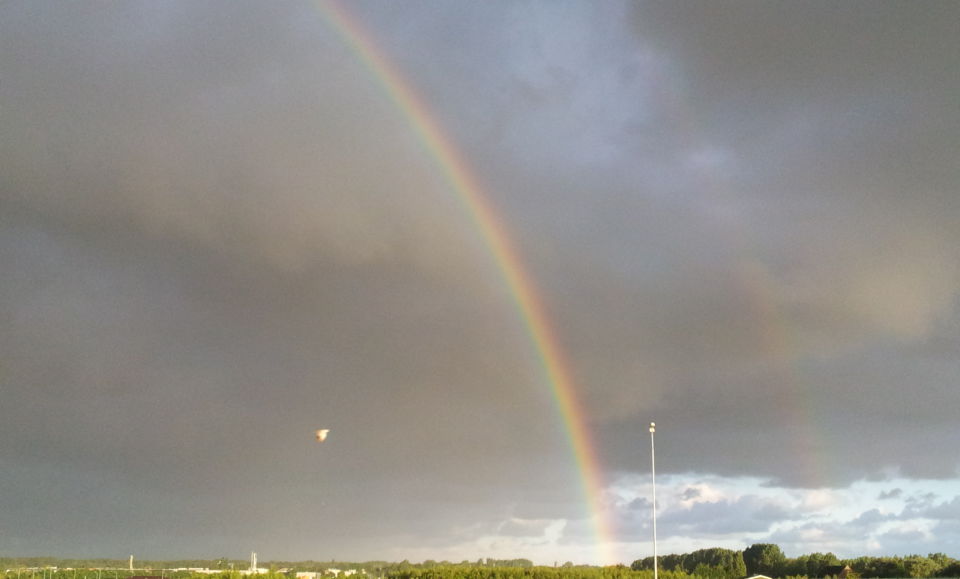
[{"xmin": 318, "ymin": 0, "xmax": 616, "ymax": 564}]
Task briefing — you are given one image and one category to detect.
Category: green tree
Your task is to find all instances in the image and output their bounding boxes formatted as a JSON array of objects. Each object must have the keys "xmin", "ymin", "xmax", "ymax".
[
  {"xmin": 905, "ymin": 556, "xmax": 938, "ymax": 579},
  {"xmin": 937, "ymin": 561, "xmax": 960, "ymax": 577},
  {"xmin": 804, "ymin": 553, "xmax": 839, "ymax": 578},
  {"xmin": 743, "ymin": 544, "xmax": 786, "ymax": 577},
  {"xmin": 661, "ymin": 555, "xmax": 687, "ymax": 574},
  {"xmin": 684, "ymin": 549, "xmax": 746, "ymax": 579},
  {"xmin": 929, "ymin": 553, "xmax": 953, "ymax": 571}
]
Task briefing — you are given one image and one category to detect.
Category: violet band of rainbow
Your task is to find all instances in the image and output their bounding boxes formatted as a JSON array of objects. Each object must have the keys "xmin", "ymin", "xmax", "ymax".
[{"xmin": 318, "ymin": 0, "xmax": 615, "ymax": 564}]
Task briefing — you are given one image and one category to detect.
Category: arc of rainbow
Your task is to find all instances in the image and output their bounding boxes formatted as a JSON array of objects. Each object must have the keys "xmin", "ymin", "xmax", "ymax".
[{"xmin": 317, "ymin": 0, "xmax": 616, "ymax": 564}]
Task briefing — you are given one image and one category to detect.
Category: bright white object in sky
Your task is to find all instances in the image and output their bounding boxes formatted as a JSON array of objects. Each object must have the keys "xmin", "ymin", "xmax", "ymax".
[{"xmin": 315, "ymin": 429, "xmax": 330, "ymax": 442}]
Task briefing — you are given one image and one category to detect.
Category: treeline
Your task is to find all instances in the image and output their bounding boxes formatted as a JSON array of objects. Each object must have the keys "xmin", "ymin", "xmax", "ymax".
[
  {"xmin": 275, "ymin": 560, "xmax": 538, "ymax": 574},
  {"xmin": 0, "ymin": 560, "xmax": 244, "ymax": 572},
  {"xmin": 6, "ymin": 547, "xmax": 960, "ymax": 579},
  {"xmin": 0, "ymin": 568, "xmax": 674, "ymax": 579},
  {"xmin": 0, "ymin": 561, "xmax": 538, "ymax": 576},
  {"xmin": 0, "ymin": 570, "xmax": 200, "ymax": 579},
  {"xmin": 384, "ymin": 566, "xmax": 675, "ymax": 579},
  {"xmin": 632, "ymin": 548, "xmax": 745, "ymax": 579},
  {"xmin": 631, "ymin": 544, "xmax": 960, "ymax": 578}
]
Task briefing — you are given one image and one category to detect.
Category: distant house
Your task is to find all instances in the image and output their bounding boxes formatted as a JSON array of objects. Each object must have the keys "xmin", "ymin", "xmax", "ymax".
[{"xmin": 822, "ymin": 565, "xmax": 853, "ymax": 579}]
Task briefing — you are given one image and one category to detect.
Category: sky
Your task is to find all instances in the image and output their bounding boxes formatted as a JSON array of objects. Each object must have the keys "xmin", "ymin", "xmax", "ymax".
[{"xmin": 2, "ymin": 0, "xmax": 960, "ymax": 567}]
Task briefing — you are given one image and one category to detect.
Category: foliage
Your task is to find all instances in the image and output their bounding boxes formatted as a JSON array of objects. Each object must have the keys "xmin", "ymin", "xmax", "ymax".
[
  {"xmin": 632, "ymin": 548, "xmax": 744, "ymax": 579},
  {"xmin": 6, "ymin": 548, "xmax": 960, "ymax": 579},
  {"xmin": 743, "ymin": 544, "xmax": 786, "ymax": 577},
  {"xmin": 383, "ymin": 566, "xmax": 690, "ymax": 579}
]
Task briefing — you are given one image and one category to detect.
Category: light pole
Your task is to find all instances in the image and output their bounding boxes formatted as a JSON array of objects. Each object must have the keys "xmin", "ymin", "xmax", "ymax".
[{"xmin": 650, "ymin": 422, "xmax": 658, "ymax": 579}]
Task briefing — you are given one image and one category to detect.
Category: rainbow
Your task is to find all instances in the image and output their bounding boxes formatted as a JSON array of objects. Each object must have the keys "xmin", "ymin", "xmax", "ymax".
[
  {"xmin": 647, "ymin": 65, "xmax": 824, "ymax": 487},
  {"xmin": 645, "ymin": 64, "xmax": 824, "ymax": 487},
  {"xmin": 317, "ymin": 0, "xmax": 616, "ymax": 564}
]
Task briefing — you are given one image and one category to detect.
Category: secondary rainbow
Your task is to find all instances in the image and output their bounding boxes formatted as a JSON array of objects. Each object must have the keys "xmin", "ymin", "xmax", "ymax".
[
  {"xmin": 649, "ymin": 66, "xmax": 824, "ymax": 486},
  {"xmin": 318, "ymin": 0, "xmax": 616, "ymax": 563}
]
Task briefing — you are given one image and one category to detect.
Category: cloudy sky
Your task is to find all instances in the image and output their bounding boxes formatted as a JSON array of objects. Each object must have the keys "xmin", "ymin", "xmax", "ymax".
[{"xmin": 2, "ymin": 0, "xmax": 960, "ymax": 566}]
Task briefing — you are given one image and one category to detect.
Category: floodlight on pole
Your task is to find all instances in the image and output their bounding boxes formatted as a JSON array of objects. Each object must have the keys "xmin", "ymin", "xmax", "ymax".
[{"xmin": 650, "ymin": 422, "xmax": 658, "ymax": 579}]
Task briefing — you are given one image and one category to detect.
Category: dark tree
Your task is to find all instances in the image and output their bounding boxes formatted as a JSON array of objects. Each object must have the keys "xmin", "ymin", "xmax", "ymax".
[{"xmin": 743, "ymin": 544, "xmax": 786, "ymax": 577}]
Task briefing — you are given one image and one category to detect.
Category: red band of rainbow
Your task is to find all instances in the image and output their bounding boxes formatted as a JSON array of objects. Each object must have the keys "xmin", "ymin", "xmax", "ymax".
[{"xmin": 318, "ymin": 0, "xmax": 616, "ymax": 564}]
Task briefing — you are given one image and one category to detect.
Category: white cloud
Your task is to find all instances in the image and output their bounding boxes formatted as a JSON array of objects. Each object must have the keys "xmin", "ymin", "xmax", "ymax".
[{"xmin": 595, "ymin": 474, "xmax": 960, "ymax": 559}]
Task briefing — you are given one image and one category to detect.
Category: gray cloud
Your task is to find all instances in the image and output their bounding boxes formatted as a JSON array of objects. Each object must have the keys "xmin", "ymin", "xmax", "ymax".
[
  {"xmin": 2, "ymin": 0, "xmax": 960, "ymax": 563},
  {"xmin": 903, "ymin": 496, "xmax": 960, "ymax": 522},
  {"xmin": 849, "ymin": 509, "xmax": 896, "ymax": 527},
  {"xmin": 497, "ymin": 519, "xmax": 556, "ymax": 539},
  {"xmin": 658, "ymin": 496, "xmax": 796, "ymax": 536}
]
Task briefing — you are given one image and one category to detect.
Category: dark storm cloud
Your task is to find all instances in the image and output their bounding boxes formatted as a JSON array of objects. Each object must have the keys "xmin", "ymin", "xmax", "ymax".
[
  {"xmin": 576, "ymin": 1, "xmax": 960, "ymax": 487},
  {"xmin": 318, "ymin": 0, "xmax": 960, "ymax": 488},
  {"xmin": 0, "ymin": 0, "xmax": 583, "ymax": 560},
  {"xmin": 3, "ymin": 0, "xmax": 960, "ymax": 563},
  {"xmin": 497, "ymin": 519, "xmax": 555, "ymax": 539},
  {"xmin": 1, "ymin": 1, "xmax": 483, "ymax": 276},
  {"xmin": 342, "ymin": 0, "xmax": 960, "ymax": 491}
]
